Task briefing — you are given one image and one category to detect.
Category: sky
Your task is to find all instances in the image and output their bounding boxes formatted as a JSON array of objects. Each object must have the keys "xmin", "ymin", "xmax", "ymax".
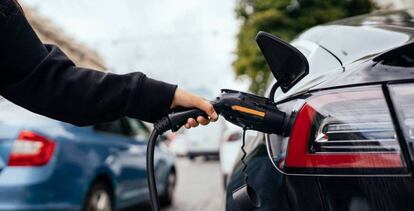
[{"xmin": 22, "ymin": 0, "xmax": 248, "ymax": 99}]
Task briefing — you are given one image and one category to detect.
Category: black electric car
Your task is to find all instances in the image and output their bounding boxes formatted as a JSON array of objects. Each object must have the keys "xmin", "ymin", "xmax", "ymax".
[{"xmin": 226, "ymin": 9, "xmax": 414, "ymax": 211}]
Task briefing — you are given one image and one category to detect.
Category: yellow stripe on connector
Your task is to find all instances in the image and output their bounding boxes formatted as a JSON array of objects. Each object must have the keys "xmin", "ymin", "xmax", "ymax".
[{"xmin": 231, "ymin": 105, "xmax": 265, "ymax": 117}]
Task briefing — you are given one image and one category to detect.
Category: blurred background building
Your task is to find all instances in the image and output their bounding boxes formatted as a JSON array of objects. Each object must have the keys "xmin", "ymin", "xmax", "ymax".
[{"xmin": 23, "ymin": 6, "xmax": 106, "ymax": 71}]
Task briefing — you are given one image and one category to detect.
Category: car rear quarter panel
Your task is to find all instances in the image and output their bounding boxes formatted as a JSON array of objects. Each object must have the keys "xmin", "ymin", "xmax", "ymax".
[
  {"xmin": 0, "ymin": 124, "xmax": 84, "ymax": 210},
  {"xmin": 0, "ymin": 124, "xmax": 120, "ymax": 209},
  {"xmin": 226, "ymin": 133, "xmax": 325, "ymax": 211}
]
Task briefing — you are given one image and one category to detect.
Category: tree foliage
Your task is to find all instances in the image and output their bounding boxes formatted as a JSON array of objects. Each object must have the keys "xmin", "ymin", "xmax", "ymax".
[{"xmin": 234, "ymin": 0, "xmax": 376, "ymax": 94}]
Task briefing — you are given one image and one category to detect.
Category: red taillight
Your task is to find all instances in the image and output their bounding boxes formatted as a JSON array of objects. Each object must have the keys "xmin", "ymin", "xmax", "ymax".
[
  {"xmin": 282, "ymin": 86, "xmax": 407, "ymax": 175},
  {"xmin": 8, "ymin": 130, "xmax": 56, "ymax": 166},
  {"xmin": 227, "ymin": 132, "xmax": 242, "ymax": 142}
]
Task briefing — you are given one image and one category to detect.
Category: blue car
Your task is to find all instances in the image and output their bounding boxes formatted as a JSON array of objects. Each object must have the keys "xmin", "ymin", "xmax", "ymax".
[{"xmin": 0, "ymin": 98, "xmax": 176, "ymax": 211}]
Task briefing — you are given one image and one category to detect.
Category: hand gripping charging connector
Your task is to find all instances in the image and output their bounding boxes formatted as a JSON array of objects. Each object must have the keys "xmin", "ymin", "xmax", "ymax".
[{"xmin": 147, "ymin": 89, "xmax": 286, "ymax": 211}]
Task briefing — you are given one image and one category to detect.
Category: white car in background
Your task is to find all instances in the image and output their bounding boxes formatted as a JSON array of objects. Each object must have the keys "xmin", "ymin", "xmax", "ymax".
[
  {"xmin": 185, "ymin": 118, "xmax": 226, "ymax": 160},
  {"xmin": 219, "ymin": 123, "xmax": 243, "ymax": 188},
  {"xmin": 167, "ymin": 130, "xmax": 189, "ymax": 157}
]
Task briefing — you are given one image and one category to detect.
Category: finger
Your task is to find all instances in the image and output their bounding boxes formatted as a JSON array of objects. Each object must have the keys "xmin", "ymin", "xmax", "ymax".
[
  {"xmin": 187, "ymin": 118, "xmax": 199, "ymax": 127},
  {"xmin": 195, "ymin": 98, "xmax": 218, "ymax": 120},
  {"xmin": 210, "ymin": 116, "xmax": 218, "ymax": 122},
  {"xmin": 197, "ymin": 116, "xmax": 209, "ymax": 125},
  {"xmin": 185, "ymin": 123, "xmax": 190, "ymax": 129}
]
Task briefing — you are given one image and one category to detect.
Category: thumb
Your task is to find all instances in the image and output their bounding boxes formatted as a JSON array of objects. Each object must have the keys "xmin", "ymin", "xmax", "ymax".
[{"xmin": 194, "ymin": 97, "xmax": 218, "ymax": 121}]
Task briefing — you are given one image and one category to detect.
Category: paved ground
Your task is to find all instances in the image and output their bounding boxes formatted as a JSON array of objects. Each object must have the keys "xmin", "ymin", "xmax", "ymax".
[
  {"xmin": 127, "ymin": 157, "xmax": 225, "ymax": 211},
  {"xmin": 164, "ymin": 157, "xmax": 224, "ymax": 211}
]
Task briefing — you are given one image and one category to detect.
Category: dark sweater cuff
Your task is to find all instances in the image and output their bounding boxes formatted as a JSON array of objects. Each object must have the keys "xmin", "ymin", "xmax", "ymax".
[{"xmin": 130, "ymin": 75, "xmax": 177, "ymax": 123}]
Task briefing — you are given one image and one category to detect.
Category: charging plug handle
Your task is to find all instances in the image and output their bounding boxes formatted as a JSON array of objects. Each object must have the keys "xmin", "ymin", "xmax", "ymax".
[
  {"xmin": 166, "ymin": 89, "xmax": 286, "ymax": 134},
  {"xmin": 168, "ymin": 109, "xmax": 208, "ymax": 132}
]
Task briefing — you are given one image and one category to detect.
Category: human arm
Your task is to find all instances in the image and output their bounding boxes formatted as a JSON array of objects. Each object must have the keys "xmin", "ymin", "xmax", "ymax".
[{"xmin": 0, "ymin": 0, "xmax": 216, "ymax": 126}]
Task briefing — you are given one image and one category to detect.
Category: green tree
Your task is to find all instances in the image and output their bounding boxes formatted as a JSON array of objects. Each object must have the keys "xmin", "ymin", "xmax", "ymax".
[{"xmin": 234, "ymin": 0, "xmax": 376, "ymax": 94}]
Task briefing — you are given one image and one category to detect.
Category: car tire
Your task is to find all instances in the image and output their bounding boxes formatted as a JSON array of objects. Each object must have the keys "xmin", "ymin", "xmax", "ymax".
[
  {"xmin": 160, "ymin": 170, "xmax": 176, "ymax": 206},
  {"xmin": 83, "ymin": 182, "xmax": 113, "ymax": 211}
]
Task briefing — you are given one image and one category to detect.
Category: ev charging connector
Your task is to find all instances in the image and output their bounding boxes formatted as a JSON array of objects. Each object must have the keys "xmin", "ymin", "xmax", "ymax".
[{"xmin": 147, "ymin": 89, "xmax": 286, "ymax": 211}]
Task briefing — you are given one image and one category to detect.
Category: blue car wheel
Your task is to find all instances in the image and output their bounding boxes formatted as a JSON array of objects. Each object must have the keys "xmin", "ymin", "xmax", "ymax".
[
  {"xmin": 160, "ymin": 170, "xmax": 176, "ymax": 206},
  {"xmin": 83, "ymin": 182, "xmax": 113, "ymax": 211}
]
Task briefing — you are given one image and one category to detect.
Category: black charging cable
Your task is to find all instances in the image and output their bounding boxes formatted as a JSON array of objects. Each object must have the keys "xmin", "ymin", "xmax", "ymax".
[
  {"xmin": 147, "ymin": 117, "xmax": 171, "ymax": 211},
  {"xmin": 240, "ymin": 129, "xmax": 249, "ymax": 184},
  {"xmin": 147, "ymin": 129, "xmax": 161, "ymax": 211}
]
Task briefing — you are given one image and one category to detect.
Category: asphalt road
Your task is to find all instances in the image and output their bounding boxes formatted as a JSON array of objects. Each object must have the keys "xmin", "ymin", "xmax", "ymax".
[
  {"xmin": 164, "ymin": 157, "xmax": 224, "ymax": 211},
  {"xmin": 127, "ymin": 157, "xmax": 225, "ymax": 211}
]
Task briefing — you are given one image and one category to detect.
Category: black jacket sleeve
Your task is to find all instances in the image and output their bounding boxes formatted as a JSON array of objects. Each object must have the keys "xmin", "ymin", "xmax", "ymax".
[{"xmin": 0, "ymin": 0, "xmax": 177, "ymax": 126}]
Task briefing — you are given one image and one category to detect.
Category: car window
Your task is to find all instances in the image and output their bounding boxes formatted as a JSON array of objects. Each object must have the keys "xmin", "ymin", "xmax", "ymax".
[
  {"xmin": 125, "ymin": 118, "xmax": 150, "ymax": 140},
  {"xmin": 94, "ymin": 119, "xmax": 130, "ymax": 136}
]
